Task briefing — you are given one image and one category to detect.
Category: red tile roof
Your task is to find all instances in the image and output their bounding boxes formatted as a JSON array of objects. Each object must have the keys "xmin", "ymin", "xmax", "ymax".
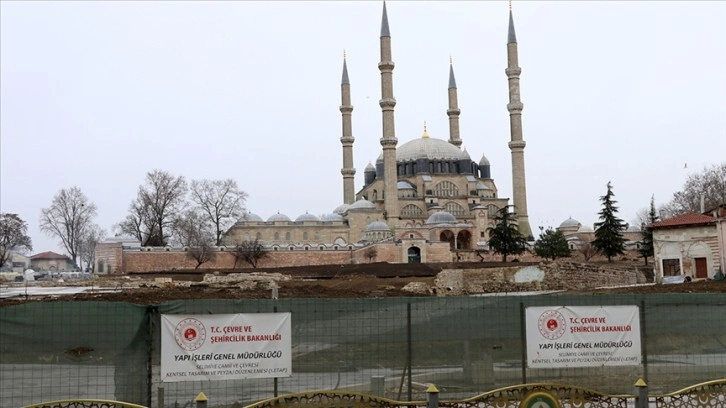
[
  {"xmin": 651, "ymin": 212, "xmax": 716, "ymax": 229},
  {"xmin": 30, "ymin": 251, "xmax": 71, "ymax": 260}
]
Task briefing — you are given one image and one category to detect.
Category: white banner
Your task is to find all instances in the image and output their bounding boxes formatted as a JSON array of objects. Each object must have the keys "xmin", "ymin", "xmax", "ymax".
[
  {"xmin": 161, "ymin": 313, "xmax": 291, "ymax": 382},
  {"xmin": 526, "ymin": 306, "xmax": 641, "ymax": 368}
]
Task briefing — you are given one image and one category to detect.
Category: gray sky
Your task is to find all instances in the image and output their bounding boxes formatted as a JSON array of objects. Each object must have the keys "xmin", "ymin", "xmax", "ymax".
[{"xmin": 2, "ymin": 1, "xmax": 725, "ymax": 255}]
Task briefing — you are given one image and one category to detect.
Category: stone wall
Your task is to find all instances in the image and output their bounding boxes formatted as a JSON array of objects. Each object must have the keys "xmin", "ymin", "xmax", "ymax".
[{"xmin": 434, "ymin": 261, "xmax": 645, "ymax": 295}]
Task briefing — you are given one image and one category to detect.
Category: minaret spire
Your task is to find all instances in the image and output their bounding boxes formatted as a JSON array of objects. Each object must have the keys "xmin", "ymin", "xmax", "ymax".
[
  {"xmin": 340, "ymin": 51, "xmax": 356, "ymax": 204},
  {"xmin": 379, "ymin": 0, "xmax": 398, "ymax": 220},
  {"xmin": 505, "ymin": 4, "xmax": 532, "ymax": 238},
  {"xmin": 447, "ymin": 57, "xmax": 462, "ymax": 147}
]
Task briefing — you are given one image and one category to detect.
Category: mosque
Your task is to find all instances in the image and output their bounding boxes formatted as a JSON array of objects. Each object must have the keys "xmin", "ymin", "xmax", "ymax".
[{"xmin": 222, "ymin": 2, "xmax": 533, "ymax": 265}]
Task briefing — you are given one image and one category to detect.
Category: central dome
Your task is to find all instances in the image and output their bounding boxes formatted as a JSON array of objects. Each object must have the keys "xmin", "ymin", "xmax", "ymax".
[{"xmin": 396, "ymin": 137, "xmax": 467, "ymax": 162}]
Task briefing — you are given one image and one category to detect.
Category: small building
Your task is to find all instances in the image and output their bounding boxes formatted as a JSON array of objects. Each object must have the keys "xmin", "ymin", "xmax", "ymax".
[
  {"xmin": 651, "ymin": 207, "xmax": 726, "ymax": 282},
  {"xmin": 30, "ymin": 251, "xmax": 75, "ymax": 272}
]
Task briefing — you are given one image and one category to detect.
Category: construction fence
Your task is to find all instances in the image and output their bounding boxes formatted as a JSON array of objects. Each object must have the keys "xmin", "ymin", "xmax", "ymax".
[{"xmin": 1, "ymin": 293, "xmax": 725, "ymax": 407}]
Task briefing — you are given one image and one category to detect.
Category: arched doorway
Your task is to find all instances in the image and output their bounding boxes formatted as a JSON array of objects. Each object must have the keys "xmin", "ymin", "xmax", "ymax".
[
  {"xmin": 439, "ymin": 230, "xmax": 455, "ymax": 249},
  {"xmin": 456, "ymin": 230, "xmax": 472, "ymax": 250},
  {"xmin": 407, "ymin": 247, "xmax": 421, "ymax": 263}
]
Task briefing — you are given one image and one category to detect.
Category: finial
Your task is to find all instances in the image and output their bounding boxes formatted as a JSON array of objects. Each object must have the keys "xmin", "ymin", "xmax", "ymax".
[
  {"xmin": 509, "ymin": 0, "xmax": 512, "ymax": 11},
  {"xmin": 341, "ymin": 51, "xmax": 350, "ymax": 85},
  {"xmin": 508, "ymin": 3, "xmax": 517, "ymax": 44},
  {"xmin": 422, "ymin": 121, "xmax": 430, "ymax": 138},
  {"xmin": 381, "ymin": 1, "xmax": 391, "ymax": 37},
  {"xmin": 449, "ymin": 55, "xmax": 452, "ymax": 65}
]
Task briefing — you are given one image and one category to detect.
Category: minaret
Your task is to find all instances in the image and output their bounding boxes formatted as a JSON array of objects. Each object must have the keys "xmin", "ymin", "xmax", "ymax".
[
  {"xmin": 379, "ymin": 1, "xmax": 398, "ymax": 220},
  {"xmin": 340, "ymin": 52, "xmax": 356, "ymax": 204},
  {"xmin": 506, "ymin": 6, "xmax": 533, "ymax": 238},
  {"xmin": 447, "ymin": 57, "xmax": 462, "ymax": 148}
]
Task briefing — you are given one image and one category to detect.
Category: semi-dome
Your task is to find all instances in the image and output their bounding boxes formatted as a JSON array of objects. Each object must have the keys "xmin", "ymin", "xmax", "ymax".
[
  {"xmin": 348, "ymin": 198, "xmax": 376, "ymax": 210},
  {"xmin": 240, "ymin": 211, "xmax": 263, "ymax": 222},
  {"xmin": 267, "ymin": 212, "xmax": 291, "ymax": 222},
  {"xmin": 397, "ymin": 181, "xmax": 415, "ymax": 190},
  {"xmin": 366, "ymin": 220, "xmax": 390, "ymax": 231},
  {"xmin": 295, "ymin": 212, "xmax": 320, "ymax": 222},
  {"xmin": 559, "ymin": 217, "xmax": 581, "ymax": 229},
  {"xmin": 321, "ymin": 213, "xmax": 344, "ymax": 221},
  {"xmin": 397, "ymin": 137, "xmax": 467, "ymax": 162},
  {"xmin": 333, "ymin": 204, "xmax": 350, "ymax": 214},
  {"xmin": 425, "ymin": 211, "xmax": 457, "ymax": 225},
  {"xmin": 476, "ymin": 182, "xmax": 490, "ymax": 190}
]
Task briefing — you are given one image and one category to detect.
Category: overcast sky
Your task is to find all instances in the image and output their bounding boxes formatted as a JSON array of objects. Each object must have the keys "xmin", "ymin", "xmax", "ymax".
[{"xmin": 2, "ymin": 1, "xmax": 725, "ymax": 255}]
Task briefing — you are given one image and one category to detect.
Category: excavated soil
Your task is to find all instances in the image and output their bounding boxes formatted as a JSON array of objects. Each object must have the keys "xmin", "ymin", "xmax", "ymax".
[{"xmin": 2, "ymin": 261, "xmax": 725, "ymax": 306}]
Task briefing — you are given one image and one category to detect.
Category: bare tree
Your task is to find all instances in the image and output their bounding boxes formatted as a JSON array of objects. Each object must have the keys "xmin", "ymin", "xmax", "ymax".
[
  {"xmin": 0, "ymin": 213, "xmax": 33, "ymax": 268},
  {"xmin": 579, "ymin": 242, "xmax": 597, "ymax": 262},
  {"xmin": 171, "ymin": 209, "xmax": 216, "ymax": 269},
  {"xmin": 118, "ymin": 170, "xmax": 187, "ymax": 246},
  {"xmin": 115, "ymin": 199, "xmax": 153, "ymax": 244},
  {"xmin": 663, "ymin": 162, "xmax": 726, "ymax": 217},
  {"xmin": 363, "ymin": 246, "xmax": 378, "ymax": 263},
  {"xmin": 232, "ymin": 239, "xmax": 267, "ymax": 268},
  {"xmin": 78, "ymin": 224, "xmax": 106, "ymax": 272},
  {"xmin": 190, "ymin": 179, "xmax": 247, "ymax": 246},
  {"xmin": 40, "ymin": 186, "xmax": 97, "ymax": 267}
]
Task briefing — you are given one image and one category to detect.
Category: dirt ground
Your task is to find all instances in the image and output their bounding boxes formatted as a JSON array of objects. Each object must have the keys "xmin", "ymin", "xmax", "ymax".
[{"xmin": 2, "ymin": 261, "xmax": 725, "ymax": 305}]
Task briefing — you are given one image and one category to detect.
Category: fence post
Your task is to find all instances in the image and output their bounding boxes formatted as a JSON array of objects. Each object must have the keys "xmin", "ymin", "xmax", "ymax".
[
  {"xmin": 157, "ymin": 387, "xmax": 164, "ymax": 408},
  {"xmin": 371, "ymin": 376, "xmax": 385, "ymax": 397},
  {"xmin": 195, "ymin": 391, "xmax": 208, "ymax": 408},
  {"xmin": 634, "ymin": 378, "xmax": 648, "ymax": 408},
  {"xmin": 426, "ymin": 384, "xmax": 439, "ymax": 408}
]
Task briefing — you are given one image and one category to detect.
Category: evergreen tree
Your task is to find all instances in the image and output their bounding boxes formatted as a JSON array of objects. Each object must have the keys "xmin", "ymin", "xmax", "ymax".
[
  {"xmin": 593, "ymin": 181, "xmax": 627, "ymax": 262},
  {"xmin": 638, "ymin": 195, "xmax": 659, "ymax": 265},
  {"xmin": 534, "ymin": 227, "xmax": 571, "ymax": 260},
  {"xmin": 487, "ymin": 206, "xmax": 527, "ymax": 262}
]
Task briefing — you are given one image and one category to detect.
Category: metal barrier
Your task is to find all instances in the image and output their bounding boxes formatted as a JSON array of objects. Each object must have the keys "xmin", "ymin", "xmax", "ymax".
[
  {"xmin": 242, "ymin": 384, "xmax": 631, "ymax": 408},
  {"xmin": 651, "ymin": 379, "xmax": 726, "ymax": 408},
  {"xmin": 241, "ymin": 380, "xmax": 726, "ymax": 408},
  {"xmin": 22, "ymin": 400, "xmax": 149, "ymax": 408}
]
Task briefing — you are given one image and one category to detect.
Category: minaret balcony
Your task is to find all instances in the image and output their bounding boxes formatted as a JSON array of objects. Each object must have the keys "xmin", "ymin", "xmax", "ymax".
[
  {"xmin": 378, "ymin": 61, "xmax": 395, "ymax": 70},
  {"xmin": 505, "ymin": 67, "xmax": 522, "ymax": 77}
]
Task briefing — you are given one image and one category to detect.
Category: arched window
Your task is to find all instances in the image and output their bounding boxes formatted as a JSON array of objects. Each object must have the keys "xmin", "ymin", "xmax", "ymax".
[
  {"xmin": 401, "ymin": 204, "xmax": 423, "ymax": 218},
  {"xmin": 274, "ymin": 232, "xmax": 280, "ymax": 240},
  {"xmin": 487, "ymin": 204, "xmax": 499, "ymax": 218},
  {"xmin": 444, "ymin": 202, "xmax": 466, "ymax": 216},
  {"xmin": 285, "ymin": 232, "xmax": 291, "ymax": 240},
  {"xmin": 433, "ymin": 181, "xmax": 458, "ymax": 197}
]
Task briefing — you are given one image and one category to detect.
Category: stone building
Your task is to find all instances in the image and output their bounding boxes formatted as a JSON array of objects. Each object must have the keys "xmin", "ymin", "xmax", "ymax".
[
  {"xmin": 96, "ymin": 3, "xmax": 535, "ymax": 273},
  {"xmin": 222, "ymin": 3, "xmax": 533, "ymax": 263},
  {"xmin": 651, "ymin": 206, "xmax": 726, "ymax": 282}
]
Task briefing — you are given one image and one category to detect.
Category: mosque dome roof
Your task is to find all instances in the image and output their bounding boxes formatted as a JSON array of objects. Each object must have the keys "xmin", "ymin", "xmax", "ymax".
[
  {"xmin": 267, "ymin": 212, "xmax": 291, "ymax": 222},
  {"xmin": 397, "ymin": 137, "xmax": 467, "ymax": 162},
  {"xmin": 366, "ymin": 221, "xmax": 390, "ymax": 231},
  {"xmin": 240, "ymin": 212, "xmax": 263, "ymax": 222},
  {"xmin": 559, "ymin": 217, "xmax": 581, "ymax": 229},
  {"xmin": 295, "ymin": 212, "xmax": 320, "ymax": 222},
  {"xmin": 577, "ymin": 224, "xmax": 594, "ymax": 233},
  {"xmin": 348, "ymin": 198, "xmax": 376, "ymax": 210},
  {"xmin": 479, "ymin": 154, "xmax": 490, "ymax": 166},
  {"xmin": 397, "ymin": 181, "xmax": 415, "ymax": 190},
  {"xmin": 333, "ymin": 204, "xmax": 350, "ymax": 214},
  {"xmin": 321, "ymin": 213, "xmax": 344, "ymax": 221},
  {"xmin": 425, "ymin": 211, "xmax": 457, "ymax": 225}
]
